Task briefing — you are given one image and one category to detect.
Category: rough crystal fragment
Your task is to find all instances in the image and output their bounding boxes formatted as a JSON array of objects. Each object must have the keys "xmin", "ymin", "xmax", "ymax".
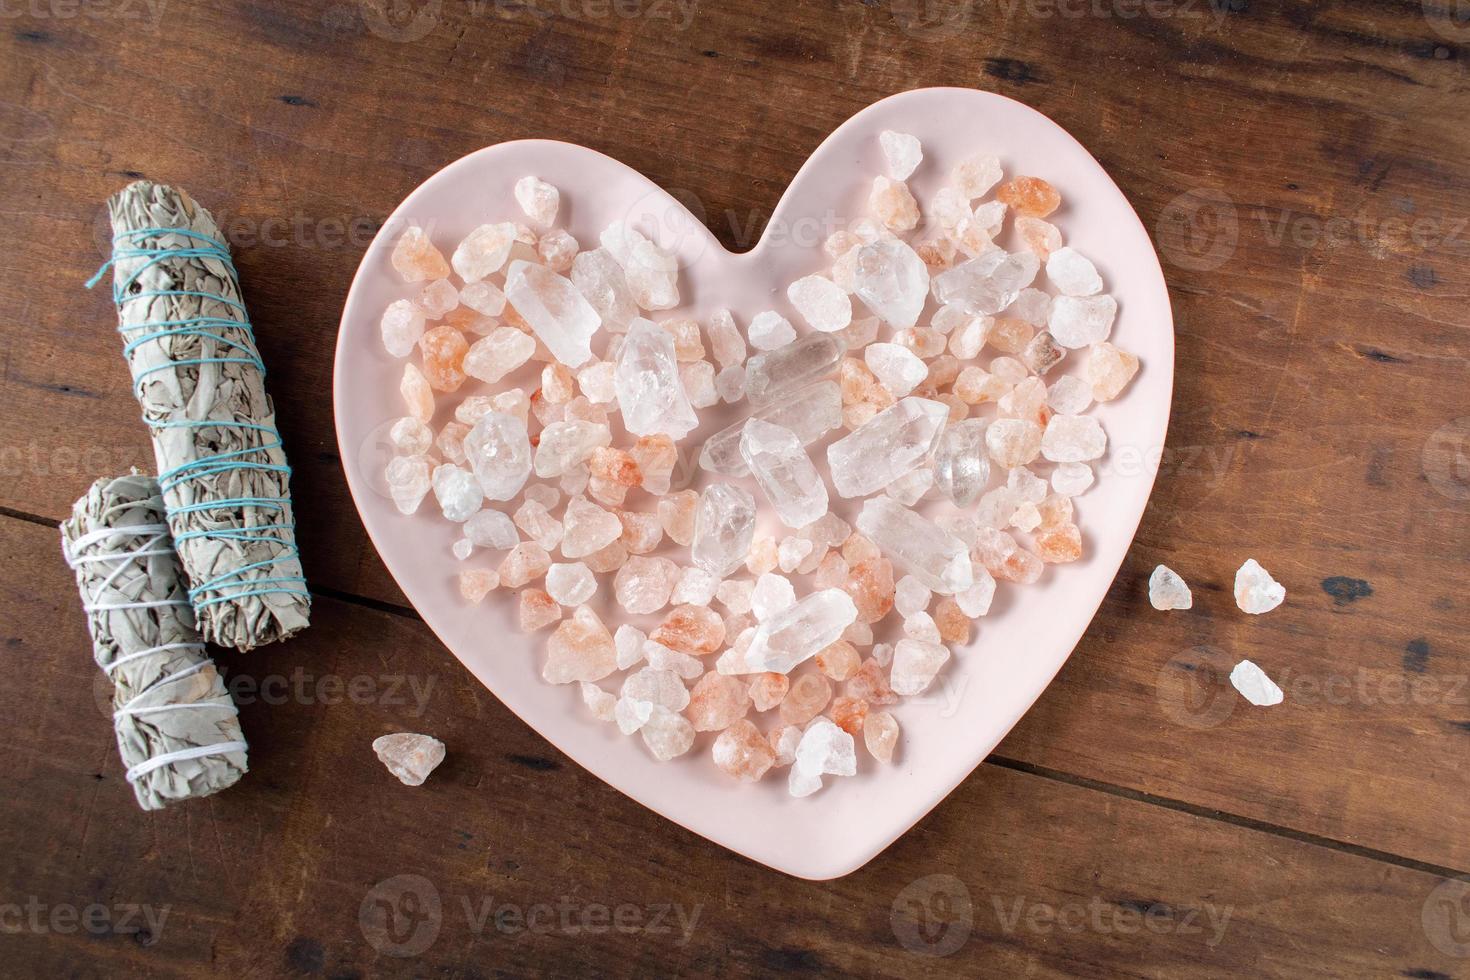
[
  {"xmin": 615, "ymin": 696, "xmax": 654, "ymax": 735},
  {"xmin": 777, "ymin": 536, "xmax": 813, "ymax": 573},
  {"xmin": 1047, "ymin": 374, "xmax": 1094, "ymax": 415},
  {"xmin": 741, "ymin": 589, "xmax": 857, "ymax": 675},
  {"xmin": 933, "ymin": 418, "xmax": 991, "ymax": 507},
  {"xmin": 703, "ymin": 308, "xmax": 746, "ymax": 368},
  {"xmin": 672, "ymin": 566, "xmax": 719, "ymax": 606},
  {"xmin": 1234, "ymin": 558, "xmax": 1286, "ymax": 614},
  {"xmin": 431, "ymin": 464, "xmax": 481, "ymax": 522},
  {"xmin": 787, "ymin": 275, "xmax": 851, "ymax": 333},
  {"xmin": 851, "ymin": 239, "xmax": 930, "ymax": 330},
  {"xmin": 864, "ymin": 711, "xmax": 899, "ymax": 763},
  {"xmin": 570, "ymin": 247, "xmax": 638, "ymax": 334},
  {"xmin": 827, "ymin": 397, "xmax": 948, "ymax": 498},
  {"xmin": 600, "ymin": 222, "xmax": 680, "ymax": 311},
  {"xmin": 622, "ymin": 666, "xmax": 690, "ymax": 713},
  {"xmin": 1149, "ymin": 564, "xmax": 1193, "ymax": 610},
  {"xmin": 1046, "ymin": 246, "xmax": 1102, "ymax": 296},
  {"xmin": 681, "ymin": 360, "xmax": 718, "ymax": 409},
  {"xmin": 864, "ymin": 342, "xmax": 927, "ymax": 398},
  {"xmin": 546, "ymin": 562, "xmax": 596, "ymax": 606},
  {"xmin": 1041, "ymin": 415, "xmax": 1107, "ymax": 463},
  {"xmin": 815, "ymin": 640, "xmax": 861, "ymax": 682},
  {"xmin": 514, "ymin": 500, "xmax": 563, "ymax": 551},
  {"xmin": 985, "ymin": 418, "xmax": 1043, "ymax": 468},
  {"xmin": 518, "ymin": 588, "xmax": 562, "ymax": 631},
  {"xmin": 869, "ymin": 176, "xmax": 920, "ymax": 232},
  {"xmin": 779, "ymin": 673, "xmax": 833, "ymax": 727},
  {"xmin": 1016, "ymin": 216, "xmax": 1063, "ymax": 259},
  {"xmin": 954, "ymin": 154, "xmax": 1003, "ymax": 199},
  {"xmin": 400, "ymin": 362, "xmax": 435, "ymax": 423},
  {"xmin": 392, "ymin": 226, "xmax": 451, "ymax": 282},
  {"xmin": 1022, "ymin": 331, "xmax": 1066, "ymax": 376},
  {"xmin": 562, "ymin": 497, "xmax": 623, "ymax": 558},
  {"xmin": 751, "ymin": 572, "xmax": 796, "ymax": 622},
  {"xmin": 450, "ymin": 223, "xmax": 514, "ymax": 282},
  {"xmin": 373, "ymin": 733, "xmax": 446, "ymax": 786},
  {"xmin": 514, "ymin": 175, "xmax": 559, "ymax": 227},
  {"xmin": 699, "ymin": 381, "xmax": 842, "ymax": 477},
  {"xmin": 691, "ymin": 484, "xmax": 757, "ymax": 577},
  {"xmin": 534, "ymin": 420, "xmax": 611, "ymax": 478},
  {"xmin": 651, "ymin": 604, "xmax": 726, "ymax": 656},
  {"xmin": 686, "ymin": 673, "xmax": 751, "ymax": 732},
  {"xmin": 460, "ymin": 280, "xmax": 506, "ymax": 317},
  {"xmin": 856, "ymin": 497, "xmax": 972, "ymax": 595},
  {"xmin": 640, "ymin": 706, "xmax": 696, "ymax": 761},
  {"xmin": 932, "ymin": 247, "xmax": 1040, "ymax": 316},
  {"xmin": 1048, "ymin": 295, "xmax": 1117, "ymax": 349},
  {"xmin": 542, "ymin": 606, "xmax": 617, "ymax": 683},
  {"xmin": 1051, "ymin": 461, "xmax": 1095, "ymax": 497},
  {"xmin": 381, "ymin": 299, "xmax": 426, "ymax": 357},
  {"xmin": 890, "ymin": 639, "xmax": 950, "ymax": 695},
  {"xmin": 505, "ymin": 259, "xmax": 600, "ymax": 368},
  {"xmin": 464, "ymin": 508, "xmax": 517, "ymax": 550},
  {"xmin": 612, "ymin": 556, "xmax": 678, "ymax": 614},
  {"xmin": 997, "ymin": 176, "xmax": 1061, "ymax": 217},
  {"xmin": 748, "ymin": 310, "xmax": 796, "ymax": 351},
  {"xmin": 630, "ymin": 434, "xmax": 677, "ymax": 496},
  {"xmin": 895, "ymin": 576, "xmax": 932, "ymax": 619},
  {"xmin": 580, "ymin": 682, "xmax": 617, "ymax": 722},
  {"xmin": 712, "ymin": 719, "xmax": 774, "ymax": 781},
  {"xmin": 739, "ymin": 419, "xmax": 829, "ymax": 530},
  {"xmin": 386, "ymin": 455, "xmax": 432, "ymax": 515},
  {"xmin": 790, "ymin": 718, "xmax": 856, "ymax": 797},
  {"xmin": 615, "ymin": 318, "xmax": 699, "ymax": 439},
  {"xmin": 463, "ymin": 412, "xmax": 532, "ymax": 501},
  {"xmin": 1230, "ymin": 659, "xmax": 1285, "ymax": 706},
  {"xmin": 716, "ymin": 365, "xmax": 746, "ymax": 403},
  {"xmin": 1034, "ymin": 523, "xmax": 1082, "ymax": 563},
  {"xmin": 1084, "ymin": 341, "xmax": 1140, "ymax": 401},
  {"xmin": 879, "ymin": 130, "xmax": 922, "ymax": 180}
]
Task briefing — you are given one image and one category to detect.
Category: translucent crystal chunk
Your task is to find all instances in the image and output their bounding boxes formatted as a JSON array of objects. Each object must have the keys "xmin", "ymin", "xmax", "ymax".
[
  {"xmin": 614, "ymin": 318, "xmax": 699, "ymax": 440},
  {"xmin": 933, "ymin": 418, "xmax": 991, "ymax": 507},
  {"xmin": 699, "ymin": 381, "xmax": 842, "ymax": 477},
  {"xmin": 740, "ymin": 589, "xmax": 858, "ymax": 675},
  {"xmin": 739, "ymin": 419, "xmax": 829, "ymax": 530},
  {"xmin": 691, "ymin": 483, "xmax": 757, "ymax": 577},
  {"xmin": 855, "ymin": 497, "xmax": 973, "ymax": 595},
  {"xmin": 744, "ymin": 333, "xmax": 843, "ymax": 408},
  {"xmin": 463, "ymin": 412, "xmax": 533, "ymax": 501},
  {"xmin": 826, "ymin": 397, "xmax": 948, "ymax": 498}
]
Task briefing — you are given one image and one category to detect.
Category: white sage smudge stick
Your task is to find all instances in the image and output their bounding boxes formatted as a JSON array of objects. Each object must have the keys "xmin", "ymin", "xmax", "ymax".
[
  {"xmin": 61, "ymin": 473, "xmax": 248, "ymax": 810},
  {"xmin": 90, "ymin": 180, "xmax": 310, "ymax": 650}
]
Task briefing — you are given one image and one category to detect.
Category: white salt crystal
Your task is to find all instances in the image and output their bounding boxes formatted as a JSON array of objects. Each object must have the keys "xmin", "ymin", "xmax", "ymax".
[
  {"xmin": 1148, "ymin": 565, "xmax": 1193, "ymax": 610},
  {"xmin": 452, "ymin": 223, "xmax": 516, "ymax": 282},
  {"xmin": 380, "ymin": 299, "xmax": 425, "ymax": 357},
  {"xmin": 777, "ymin": 536, "xmax": 813, "ymax": 573},
  {"xmin": 615, "ymin": 318, "xmax": 699, "ymax": 440},
  {"xmin": 751, "ymin": 572, "xmax": 796, "ymax": 622},
  {"xmin": 1048, "ymin": 294, "xmax": 1117, "ymax": 349},
  {"xmin": 895, "ymin": 576, "xmax": 932, "ymax": 618},
  {"xmin": 787, "ymin": 275, "xmax": 852, "ymax": 332},
  {"xmin": 1051, "ymin": 461, "xmax": 1094, "ymax": 497},
  {"xmin": 932, "ymin": 248, "xmax": 1039, "ymax": 316},
  {"xmin": 956, "ymin": 570, "xmax": 995, "ymax": 617},
  {"xmin": 716, "ymin": 365, "xmax": 746, "ymax": 403},
  {"xmin": 615, "ymin": 624, "xmax": 647, "ymax": 670},
  {"xmin": 744, "ymin": 334, "xmax": 843, "ymax": 408},
  {"xmin": 505, "ymin": 260, "xmax": 600, "ymax": 367},
  {"xmin": 1230, "ymin": 659, "xmax": 1284, "ymax": 706},
  {"xmin": 546, "ymin": 562, "xmax": 596, "ymax": 606},
  {"xmin": 464, "ymin": 509, "xmax": 517, "ymax": 549},
  {"xmin": 851, "ymin": 239, "xmax": 930, "ymax": 330},
  {"xmin": 1046, "ymin": 246, "xmax": 1102, "ymax": 296},
  {"xmin": 570, "ymin": 248, "xmax": 638, "ymax": 333},
  {"xmin": 741, "ymin": 589, "xmax": 857, "ymax": 674},
  {"xmin": 1234, "ymin": 559, "xmax": 1286, "ymax": 614},
  {"xmin": 579, "ymin": 682, "xmax": 617, "ymax": 722},
  {"xmin": 740, "ymin": 419, "xmax": 829, "ymax": 530},
  {"xmin": 890, "ymin": 639, "xmax": 950, "ymax": 695},
  {"xmin": 372, "ymin": 733, "xmax": 446, "ymax": 786},
  {"xmin": 864, "ymin": 342, "xmax": 927, "ymax": 397},
  {"xmin": 933, "ymin": 419, "xmax": 990, "ymax": 507},
  {"xmin": 514, "ymin": 176, "xmax": 560, "ymax": 227},
  {"xmin": 672, "ymin": 566, "xmax": 719, "ymax": 606},
  {"xmin": 856, "ymin": 497, "xmax": 972, "ymax": 595},
  {"xmin": 879, "ymin": 130, "xmax": 922, "ymax": 180},
  {"xmin": 562, "ymin": 497, "xmax": 623, "ymax": 558},
  {"xmin": 748, "ymin": 311, "xmax": 796, "ymax": 351},
  {"xmin": 432, "ymin": 464, "xmax": 481, "ymax": 522},
  {"xmin": 1047, "ymin": 375, "xmax": 1094, "ymax": 415},
  {"xmin": 827, "ymin": 397, "xmax": 948, "ymax": 498},
  {"xmin": 706, "ymin": 308, "xmax": 746, "ymax": 367},
  {"xmin": 1041, "ymin": 415, "xmax": 1108, "ymax": 463},
  {"xmin": 691, "ymin": 483, "xmax": 757, "ymax": 577},
  {"xmin": 954, "ymin": 154, "xmax": 1002, "ymax": 199}
]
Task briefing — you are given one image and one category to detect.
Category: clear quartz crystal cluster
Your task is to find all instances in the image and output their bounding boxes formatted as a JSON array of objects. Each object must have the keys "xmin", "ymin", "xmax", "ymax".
[{"xmin": 376, "ymin": 140, "xmax": 1139, "ymax": 796}]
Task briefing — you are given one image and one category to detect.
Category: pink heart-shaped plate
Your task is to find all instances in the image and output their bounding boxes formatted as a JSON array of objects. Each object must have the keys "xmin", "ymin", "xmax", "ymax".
[{"xmin": 334, "ymin": 87, "xmax": 1174, "ymax": 879}]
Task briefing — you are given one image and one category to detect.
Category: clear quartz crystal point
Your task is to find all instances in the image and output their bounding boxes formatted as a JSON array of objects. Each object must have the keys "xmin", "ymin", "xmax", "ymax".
[
  {"xmin": 855, "ymin": 497, "xmax": 973, "ymax": 595},
  {"xmin": 933, "ymin": 418, "xmax": 991, "ymax": 506},
  {"xmin": 691, "ymin": 483, "xmax": 757, "ymax": 577},
  {"xmin": 504, "ymin": 259, "xmax": 600, "ymax": 367},
  {"xmin": 699, "ymin": 381, "xmax": 841, "ymax": 477},
  {"xmin": 739, "ymin": 419, "xmax": 829, "ymax": 529},
  {"xmin": 739, "ymin": 589, "xmax": 858, "ymax": 675},
  {"xmin": 615, "ymin": 317, "xmax": 699, "ymax": 439},
  {"xmin": 744, "ymin": 333, "xmax": 843, "ymax": 408},
  {"xmin": 826, "ymin": 397, "xmax": 948, "ymax": 498}
]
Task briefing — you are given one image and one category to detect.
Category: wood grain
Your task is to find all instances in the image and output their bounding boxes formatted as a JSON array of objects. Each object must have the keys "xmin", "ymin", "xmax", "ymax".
[{"xmin": 2, "ymin": 0, "xmax": 1468, "ymax": 974}]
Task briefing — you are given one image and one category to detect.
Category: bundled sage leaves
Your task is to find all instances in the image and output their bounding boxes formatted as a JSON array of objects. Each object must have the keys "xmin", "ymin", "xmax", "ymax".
[
  {"xmin": 93, "ymin": 180, "xmax": 310, "ymax": 650},
  {"xmin": 61, "ymin": 473, "xmax": 248, "ymax": 810}
]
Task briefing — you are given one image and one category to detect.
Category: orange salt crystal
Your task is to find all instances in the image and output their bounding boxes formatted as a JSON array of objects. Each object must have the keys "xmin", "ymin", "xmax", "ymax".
[
  {"xmin": 844, "ymin": 556, "xmax": 895, "ymax": 624},
  {"xmin": 748, "ymin": 672, "xmax": 790, "ymax": 712},
  {"xmin": 829, "ymin": 695, "xmax": 869, "ymax": 737},
  {"xmin": 589, "ymin": 447, "xmax": 642, "ymax": 487},
  {"xmin": 391, "ymin": 226, "xmax": 450, "ymax": 282},
  {"xmin": 458, "ymin": 568, "xmax": 499, "ymax": 605},
  {"xmin": 933, "ymin": 597, "xmax": 971, "ymax": 644},
  {"xmin": 685, "ymin": 673, "xmax": 750, "ymax": 732},
  {"xmin": 779, "ymin": 673, "xmax": 832, "ymax": 726},
  {"xmin": 1035, "ymin": 523, "xmax": 1083, "ymax": 564},
  {"xmin": 815, "ymin": 640, "xmax": 861, "ymax": 682},
  {"xmin": 518, "ymin": 588, "xmax": 561, "ymax": 631},
  {"xmin": 400, "ymin": 363, "xmax": 436, "ymax": 422},
  {"xmin": 420, "ymin": 325, "xmax": 468, "ymax": 392},
  {"xmin": 650, "ymin": 604, "xmax": 725, "ymax": 656},
  {"xmin": 711, "ymin": 720, "xmax": 775, "ymax": 782},
  {"xmin": 846, "ymin": 659, "xmax": 898, "ymax": 705},
  {"xmin": 997, "ymin": 176, "xmax": 1061, "ymax": 218}
]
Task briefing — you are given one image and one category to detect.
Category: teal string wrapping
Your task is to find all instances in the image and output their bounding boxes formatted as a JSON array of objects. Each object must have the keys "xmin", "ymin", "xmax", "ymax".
[{"xmin": 92, "ymin": 181, "xmax": 310, "ymax": 650}]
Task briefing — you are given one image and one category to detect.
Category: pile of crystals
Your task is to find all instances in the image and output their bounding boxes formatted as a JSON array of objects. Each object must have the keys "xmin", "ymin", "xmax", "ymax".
[{"xmin": 378, "ymin": 139, "xmax": 1139, "ymax": 797}]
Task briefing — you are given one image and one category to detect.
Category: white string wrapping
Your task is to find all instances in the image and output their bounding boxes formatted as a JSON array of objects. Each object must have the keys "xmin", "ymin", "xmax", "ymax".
[{"xmin": 61, "ymin": 473, "xmax": 247, "ymax": 810}]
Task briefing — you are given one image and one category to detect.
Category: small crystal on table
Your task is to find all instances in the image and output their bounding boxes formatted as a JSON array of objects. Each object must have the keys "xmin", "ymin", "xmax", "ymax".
[
  {"xmin": 1148, "ymin": 564, "xmax": 1193, "ymax": 610},
  {"xmin": 372, "ymin": 733, "xmax": 446, "ymax": 786}
]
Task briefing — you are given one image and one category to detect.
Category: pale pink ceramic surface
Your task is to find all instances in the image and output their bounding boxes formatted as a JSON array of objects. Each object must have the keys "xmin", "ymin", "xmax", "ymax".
[{"xmin": 334, "ymin": 88, "xmax": 1174, "ymax": 879}]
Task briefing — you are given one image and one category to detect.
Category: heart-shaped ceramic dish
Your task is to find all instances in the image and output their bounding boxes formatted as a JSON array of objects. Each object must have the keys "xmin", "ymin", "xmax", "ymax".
[{"xmin": 335, "ymin": 87, "xmax": 1173, "ymax": 879}]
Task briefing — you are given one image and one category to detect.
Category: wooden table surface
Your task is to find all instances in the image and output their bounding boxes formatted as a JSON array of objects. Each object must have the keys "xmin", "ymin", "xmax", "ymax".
[{"xmin": 3, "ymin": 1, "xmax": 1468, "ymax": 976}]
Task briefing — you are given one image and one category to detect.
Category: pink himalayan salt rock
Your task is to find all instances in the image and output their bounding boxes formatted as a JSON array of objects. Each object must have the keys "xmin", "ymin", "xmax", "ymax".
[
  {"xmin": 372, "ymin": 733, "xmax": 446, "ymax": 786},
  {"xmin": 1084, "ymin": 341, "xmax": 1140, "ymax": 401},
  {"xmin": 745, "ymin": 535, "xmax": 779, "ymax": 575},
  {"xmin": 400, "ymin": 363, "xmax": 435, "ymax": 423},
  {"xmin": 769, "ymin": 724, "xmax": 802, "ymax": 767},
  {"xmin": 813, "ymin": 552, "xmax": 850, "ymax": 590},
  {"xmin": 685, "ymin": 673, "xmax": 751, "ymax": 732},
  {"xmin": 518, "ymin": 588, "xmax": 562, "ymax": 631},
  {"xmin": 985, "ymin": 419, "xmax": 1043, "ymax": 468},
  {"xmin": 1035, "ymin": 523, "xmax": 1083, "ymax": 564},
  {"xmin": 988, "ymin": 318, "xmax": 1035, "ymax": 355},
  {"xmin": 997, "ymin": 176, "xmax": 1061, "ymax": 217},
  {"xmin": 499, "ymin": 543, "xmax": 551, "ymax": 588},
  {"xmin": 1016, "ymin": 216, "xmax": 1062, "ymax": 259},
  {"xmin": 617, "ymin": 509, "xmax": 663, "ymax": 554},
  {"xmin": 641, "ymin": 706, "xmax": 696, "ymax": 761},
  {"xmin": 780, "ymin": 673, "xmax": 832, "ymax": 726},
  {"xmin": 749, "ymin": 672, "xmax": 789, "ymax": 712},
  {"xmin": 458, "ymin": 568, "xmax": 499, "ymax": 604},
  {"xmin": 587, "ymin": 476, "xmax": 627, "ymax": 508},
  {"xmin": 562, "ymin": 497, "xmax": 623, "ymax": 558},
  {"xmin": 711, "ymin": 719, "xmax": 775, "ymax": 782},
  {"xmin": 846, "ymin": 659, "xmax": 898, "ymax": 705},
  {"xmin": 658, "ymin": 490, "xmax": 698, "ymax": 546},
  {"xmin": 1037, "ymin": 493, "xmax": 1074, "ymax": 529},
  {"xmin": 589, "ymin": 447, "xmax": 642, "ymax": 487},
  {"xmin": 542, "ymin": 606, "xmax": 617, "ymax": 683},
  {"xmin": 650, "ymin": 604, "xmax": 725, "ymax": 656},
  {"xmin": 583, "ymin": 540, "xmax": 628, "ymax": 574},
  {"xmin": 537, "ymin": 229, "xmax": 578, "ymax": 273},
  {"xmin": 842, "ymin": 533, "xmax": 880, "ymax": 565},
  {"xmin": 541, "ymin": 363, "xmax": 576, "ymax": 404},
  {"xmin": 613, "ymin": 556, "xmax": 679, "ymax": 614},
  {"xmin": 974, "ymin": 527, "xmax": 1043, "ymax": 584},
  {"xmin": 815, "ymin": 640, "xmax": 861, "ymax": 681},
  {"xmin": 933, "ymin": 597, "xmax": 971, "ymax": 644},
  {"xmin": 829, "ymin": 695, "xmax": 869, "ymax": 737},
  {"xmin": 870, "ymin": 176, "xmax": 920, "ymax": 232},
  {"xmin": 954, "ymin": 367, "xmax": 1010, "ymax": 405},
  {"xmin": 864, "ymin": 710, "xmax": 899, "ymax": 763},
  {"xmin": 631, "ymin": 434, "xmax": 677, "ymax": 496},
  {"xmin": 844, "ymin": 557, "xmax": 896, "ymax": 625},
  {"xmin": 662, "ymin": 317, "xmax": 706, "ymax": 362},
  {"xmin": 391, "ymin": 226, "xmax": 450, "ymax": 282}
]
